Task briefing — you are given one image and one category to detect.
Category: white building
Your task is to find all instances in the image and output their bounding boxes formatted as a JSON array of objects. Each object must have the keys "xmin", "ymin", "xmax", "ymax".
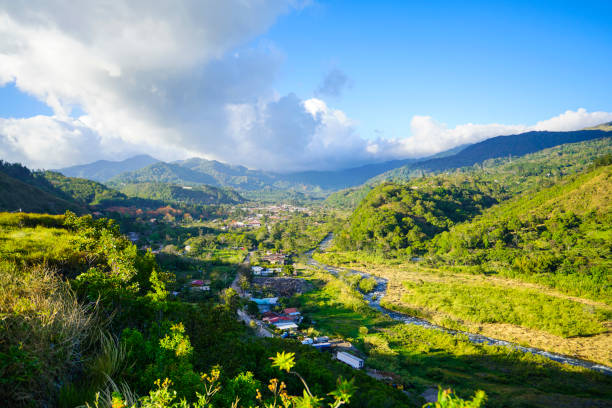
[{"xmin": 336, "ymin": 352, "xmax": 364, "ymax": 369}]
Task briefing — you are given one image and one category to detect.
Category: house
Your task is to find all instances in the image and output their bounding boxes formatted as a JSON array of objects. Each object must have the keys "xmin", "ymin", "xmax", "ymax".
[
  {"xmin": 283, "ymin": 308, "xmax": 300, "ymax": 316},
  {"xmin": 261, "ymin": 312, "xmax": 280, "ymax": 323},
  {"xmin": 251, "ymin": 297, "xmax": 278, "ymax": 305},
  {"xmin": 262, "ymin": 253, "xmax": 286, "ymax": 265},
  {"xmin": 267, "ymin": 316, "xmax": 294, "ymax": 324},
  {"xmin": 251, "ymin": 297, "xmax": 278, "ymax": 312},
  {"xmin": 273, "ymin": 321, "xmax": 298, "ymax": 331},
  {"xmin": 190, "ymin": 279, "xmax": 210, "ymax": 291},
  {"xmin": 260, "ymin": 268, "xmax": 274, "ymax": 276}
]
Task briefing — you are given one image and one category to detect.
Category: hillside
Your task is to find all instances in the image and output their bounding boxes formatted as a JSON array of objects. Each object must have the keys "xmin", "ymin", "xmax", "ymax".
[
  {"xmin": 57, "ymin": 154, "xmax": 159, "ymax": 182},
  {"xmin": 118, "ymin": 182, "xmax": 245, "ymax": 205},
  {"xmin": 41, "ymin": 171, "xmax": 127, "ymax": 205},
  {"xmin": 373, "ymin": 129, "xmax": 611, "ymax": 183},
  {"xmin": 329, "ymin": 135, "xmax": 612, "ymax": 210},
  {"xmin": 0, "ymin": 171, "xmax": 83, "ymax": 214},
  {"xmin": 110, "ymin": 161, "xmax": 221, "ymax": 186},
  {"xmin": 330, "ymin": 144, "xmax": 612, "ymax": 302}
]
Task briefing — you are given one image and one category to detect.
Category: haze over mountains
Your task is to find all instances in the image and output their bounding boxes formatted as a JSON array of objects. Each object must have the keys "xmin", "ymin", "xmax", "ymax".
[{"xmin": 58, "ymin": 128, "xmax": 612, "ymax": 192}]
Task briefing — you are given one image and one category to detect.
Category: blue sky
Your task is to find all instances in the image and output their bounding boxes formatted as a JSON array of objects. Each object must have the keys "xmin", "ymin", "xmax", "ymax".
[
  {"xmin": 260, "ymin": 0, "xmax": 612, "ymax": 139},
  {"xmin": 1, "ymin": 0, "xmax": 611, "ymax": 170}
]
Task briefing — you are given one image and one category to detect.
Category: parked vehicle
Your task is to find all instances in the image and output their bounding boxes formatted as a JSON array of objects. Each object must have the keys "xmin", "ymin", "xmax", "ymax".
[{"xmin": 301, "ymin": 337, "xmax": 314, "ymax": 345}]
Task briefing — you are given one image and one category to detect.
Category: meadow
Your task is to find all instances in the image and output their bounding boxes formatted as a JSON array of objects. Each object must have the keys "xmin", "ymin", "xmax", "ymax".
[
  {"xmin": 313, "ymin": 250, "xmax": 612, "ymax": 365},
  {"xmin": 293, "ymin": 266, "xmax": 612, "ymax": 407}
]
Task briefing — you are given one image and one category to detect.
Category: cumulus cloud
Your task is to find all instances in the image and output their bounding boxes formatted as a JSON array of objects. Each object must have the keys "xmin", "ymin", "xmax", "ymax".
[
  {"xmin": 0, "ymin": 1, "xmax": 611, "ymax": 172},
  {"xmin": 315, "ymin": 68, "xmax": 350, "ymax": 97},
  {"xmin": 362, "ymin": 109, "xmax": 612, "ymax": 163},
  {"xmin": 533, "ymin": 108, "xmax": 612, "ymax": 131}
]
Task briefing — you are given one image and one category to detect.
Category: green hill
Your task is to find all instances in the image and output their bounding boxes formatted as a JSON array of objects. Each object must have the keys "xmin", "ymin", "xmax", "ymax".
[
  {"xmin": 430, "ymin": 163, "xmax": 612, "ymax": 302},
  {"xmin": 110, "ymin": 162, "xmax": 221, "ymax": 186},
  {"xmin": 41, "ymin": 171, "xmax": 127, "ymax": 205},
  {"xmin": 0, "ymin": 171, "xmax": 83, "ymax": 214},
  {"xmin": 118, "ymin": 182, "xmax": 245, "ymax": 205}
]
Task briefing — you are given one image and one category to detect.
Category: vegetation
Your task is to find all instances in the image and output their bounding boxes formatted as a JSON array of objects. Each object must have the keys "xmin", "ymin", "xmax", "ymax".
[
  {"xmin": 373, "ymin": 130, "xmax": 610, "ymax": 179},
  {"xmin": 398, "ymin": 280, "xmax": 608, "ymax": 337},
  {"xmin": 0, "ymin": 212, "xmax": 414, "ymax": 407},
  {"xmin": 118, "ymin": 182, "xmax": 244, "ymax": 205},
  {"xmin": 293, "ymin": 267, "xmax": 612, "ymax": 407},
  {"xmin": 42, "ymin": 171, "xmax": 127, "ymax": 205}
]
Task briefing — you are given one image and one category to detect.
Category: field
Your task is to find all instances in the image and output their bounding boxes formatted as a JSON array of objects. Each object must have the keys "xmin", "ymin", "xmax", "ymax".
[
  {"xmin": 293, "ymin": 266, "xmax": 612, "ymax": 407},
  {"xmin": 314, "ymin": 251, "xmax": 612, "ymax": 366}
]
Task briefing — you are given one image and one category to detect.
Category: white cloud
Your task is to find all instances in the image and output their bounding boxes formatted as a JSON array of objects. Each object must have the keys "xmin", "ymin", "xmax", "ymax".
[
  {"xmin": 533, "ymin": 108, "xmax": 612, "ymax": 131},
  {"xmin": 361, "ymin": 109, "xmax": 612, "ymax": 164},
  {"xmin": 0, "ymin": 1, "xmax": 610, "ymax": 172}
]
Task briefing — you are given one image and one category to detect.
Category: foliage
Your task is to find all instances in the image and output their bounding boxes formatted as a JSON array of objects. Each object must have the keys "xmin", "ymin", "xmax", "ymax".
[
  {"xmin": 118, "ymin": 182, "xmax": 244, "ymax": 205},
  {"xmin": 336, "ymin": 182, "xmax": 497, "ymax": 254},
  {"xmin": 0, "ymin": 263, "xmax": 97, "ymax": 406},
  {"xmin": 423, "ymin": 387, "xmax": 486, "ymax": 408}
]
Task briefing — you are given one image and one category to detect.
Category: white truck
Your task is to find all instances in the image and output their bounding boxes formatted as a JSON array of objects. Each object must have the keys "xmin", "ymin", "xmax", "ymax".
[{"xmin": 336, "ymin": 351, "xmax": 364, "ymax": 369}]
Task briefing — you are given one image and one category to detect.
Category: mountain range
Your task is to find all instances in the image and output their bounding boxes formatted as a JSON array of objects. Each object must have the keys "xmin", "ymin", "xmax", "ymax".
[{"xmin": 61, "ymin": 128, "xmax": 611, "ymax": 192}]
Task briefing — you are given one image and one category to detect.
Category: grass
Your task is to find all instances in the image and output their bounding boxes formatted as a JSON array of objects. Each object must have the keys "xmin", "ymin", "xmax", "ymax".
[
  {"xmin": 396, "ymin": 280, "xmax": 609, "ymax": 338},
  {"xmin": 0, "ymin": 262, "xmax": 98, "ymax": 406},
  {"xmin": 293, "ymin": 266, "xmax": 612, "ymax": 407}
]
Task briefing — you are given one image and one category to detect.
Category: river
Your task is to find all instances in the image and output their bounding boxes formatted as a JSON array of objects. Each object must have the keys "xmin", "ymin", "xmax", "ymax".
[{"xmin": 306, "ymin": 234, "xmax": 612, "ymax": 376}]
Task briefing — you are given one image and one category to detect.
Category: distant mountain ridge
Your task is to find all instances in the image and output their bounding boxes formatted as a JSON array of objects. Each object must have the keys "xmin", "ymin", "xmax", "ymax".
[
  {"xmin": 57, "ymin": 154, "xmax": 159, "ymax": 182},
  {"xmin": 370, "ymin": 129, "xmax": 611, "ymax": 183},
  {"xmin": 107, "ymin": 145, "xmax": 471, "ymax": 191}
]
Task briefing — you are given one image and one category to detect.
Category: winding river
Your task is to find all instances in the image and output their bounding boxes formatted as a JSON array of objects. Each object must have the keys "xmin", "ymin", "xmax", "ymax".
[{"xmin": 306, "ymin": 234, "xmax": 612, "ymax": 376}]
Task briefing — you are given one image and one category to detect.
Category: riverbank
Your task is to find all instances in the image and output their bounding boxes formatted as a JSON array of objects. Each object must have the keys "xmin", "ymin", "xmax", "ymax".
[{"xmin": 311, "ymin": 246, "xmax": 612, "ymax": 370}]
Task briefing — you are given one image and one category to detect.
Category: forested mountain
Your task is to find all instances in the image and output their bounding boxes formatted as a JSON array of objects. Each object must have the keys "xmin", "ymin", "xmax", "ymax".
[
  {"xmin": 372, "ymin": 129, "xmax": 610, "ymax": 183},
  {"xmin": 0, "ymin": 170, "xmax": 84, "ymax": 214},
  {"xmin": 110, "ymin": 161, "xmax": 221, "ymax": 186},
  {"xmin": 57, "ymin": 154, "xmax": 159, "ymax": 182},
  {"xmin": 0, "ymin": 161, "xmax": 86, "ymax": 213},
  {"xmin": 42, "ymin": 171, "xmax": 127, "ymax": 205},
  {"xmin": 118, "ymin": 182, "xmax": 245, "ymax": 205},
  {"xmin": 333, "ymin": 139, "xmax": 612, "ymax": 302}
]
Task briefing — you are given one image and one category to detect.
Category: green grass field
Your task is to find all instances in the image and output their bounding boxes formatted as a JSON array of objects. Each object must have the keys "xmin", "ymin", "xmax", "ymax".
[{"xmin": 293, "ymin": 267, "xmax": 612, "ymax": 407}]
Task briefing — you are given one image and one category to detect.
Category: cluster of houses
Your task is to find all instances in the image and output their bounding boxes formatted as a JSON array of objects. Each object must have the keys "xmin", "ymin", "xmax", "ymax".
[
  {"xmin": 227, "ymin": 218, "xmax": 262, "ymax": 229},
  {"xmin": 261, "ymin": 307, "xmax": 302, "ymax": 331}
]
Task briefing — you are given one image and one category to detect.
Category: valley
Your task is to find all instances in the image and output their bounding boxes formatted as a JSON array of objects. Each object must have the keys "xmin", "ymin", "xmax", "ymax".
[{"xmin": 1, "ymin": 132, "xmax": 611, "ymax": 407}]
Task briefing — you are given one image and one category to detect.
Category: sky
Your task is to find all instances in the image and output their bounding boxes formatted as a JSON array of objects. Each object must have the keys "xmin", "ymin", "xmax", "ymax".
[{"xmin": 1, "ymin": 0, "xmax": 611, "ymax": 172}]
